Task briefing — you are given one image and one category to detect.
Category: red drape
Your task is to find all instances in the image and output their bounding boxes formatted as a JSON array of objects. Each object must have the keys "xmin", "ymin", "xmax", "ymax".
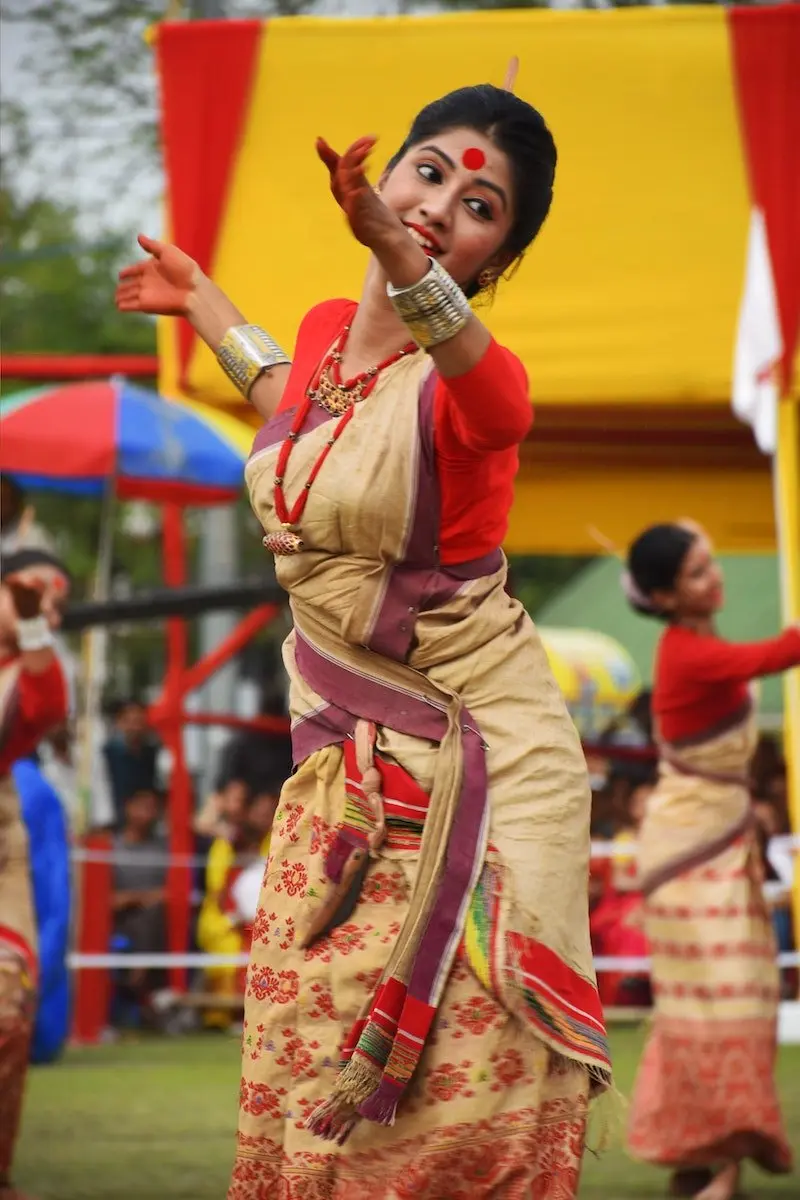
[
  {"xmin": 729, "ymin": 5, "xmax": 800, "ymax": 394},
  {"xmin": 156, "ymin": 20, "xmax": 263, "ymax": 387}
]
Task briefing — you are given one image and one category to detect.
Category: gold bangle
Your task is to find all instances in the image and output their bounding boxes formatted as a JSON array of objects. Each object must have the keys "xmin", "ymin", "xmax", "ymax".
[
  {"xmin": 386, "ymin": 258, "xmax": 472, "ymax": 350},
  {"xmin": 217, "ymin": 325, "xmax": 292, "ymax": 398}
]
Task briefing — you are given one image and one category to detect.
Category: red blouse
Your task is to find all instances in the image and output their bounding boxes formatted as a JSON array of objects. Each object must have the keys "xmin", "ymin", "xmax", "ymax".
[
  {"xmin": 275, "ymin": 299, "xmax": 532, "ymax": 564},
  {"xmin": 0, "ymin": 656, "xmax": 68, "ymax": 777},
  {"xmin": 653, "ymin": 624, "xmax": 800, "ymax": 742}
]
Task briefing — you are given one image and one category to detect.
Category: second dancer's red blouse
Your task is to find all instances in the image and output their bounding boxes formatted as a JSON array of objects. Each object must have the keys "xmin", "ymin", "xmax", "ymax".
[
  {"xmin": 653, "ymin": 624, "xmax": 800, "ymax": 743},
  {"xmin": 276, "ymin": 299, "xmax": 532, "ymax": 565}
]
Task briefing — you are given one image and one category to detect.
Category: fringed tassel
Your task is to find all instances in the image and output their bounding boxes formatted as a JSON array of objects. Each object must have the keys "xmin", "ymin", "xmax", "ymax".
[
  {"xmin": 305, "ymin": 1097, "xmax": 360, "ymax": 1145},
  {"xmin": 585, "ymin": 1074, "xmax": 627, "ymax": 1157},
  {"xmin": 357, "ymin": 1076, "xmax": 403, "ymax": 1127},
  {"xmin": 307, "ymin": 1054, "xmax": 384, "ymax": 1144}
]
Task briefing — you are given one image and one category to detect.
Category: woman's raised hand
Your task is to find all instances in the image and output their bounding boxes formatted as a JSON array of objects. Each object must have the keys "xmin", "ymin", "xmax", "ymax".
[
  {"xmin": 316, "ymin": 135, "xmax": 402, "ymax": 252},
  {"xmin": 116, "ymin": 233, "xmax": 200, "ymax": 317}
]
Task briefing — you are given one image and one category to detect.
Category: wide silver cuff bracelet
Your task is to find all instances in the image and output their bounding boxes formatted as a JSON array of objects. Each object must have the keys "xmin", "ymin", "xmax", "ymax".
[
  {"xmin": 217, "ymin": 324, "xmax": 292, "ymax": 398},
  {"xmin": 386, "ymin": 258, "xmax": 472, "ymax": 350}
]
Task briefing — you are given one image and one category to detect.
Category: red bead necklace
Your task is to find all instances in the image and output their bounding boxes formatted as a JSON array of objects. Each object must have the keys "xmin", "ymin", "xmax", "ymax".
[{"xmin": 263, "ymin": 323, "xmax": 416, "ymax": 556}]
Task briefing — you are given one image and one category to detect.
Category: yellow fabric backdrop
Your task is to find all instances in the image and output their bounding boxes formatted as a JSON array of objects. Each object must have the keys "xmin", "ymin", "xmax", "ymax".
[{"xmin": 159, "ymin": 8, "xmax": 750, "ymax": 412}]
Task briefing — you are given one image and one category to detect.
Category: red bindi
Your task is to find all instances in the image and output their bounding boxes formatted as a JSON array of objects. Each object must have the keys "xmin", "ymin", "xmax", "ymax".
[{"xmin": 461, "ymin": 147, "xmax": 486, "ymax": 171}]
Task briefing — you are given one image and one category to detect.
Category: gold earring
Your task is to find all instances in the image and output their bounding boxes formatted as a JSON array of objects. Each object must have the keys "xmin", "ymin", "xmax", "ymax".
[
  {"xmin": 478, "ymin": 269, "xmax": 496, "ymax": 289},
  {"xmin": 373, "ymin": 185, "xmax": 382, "ymax": 197}
]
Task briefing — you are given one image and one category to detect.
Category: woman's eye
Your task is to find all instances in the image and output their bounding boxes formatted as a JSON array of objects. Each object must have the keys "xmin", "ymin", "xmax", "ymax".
[
  {"xmin": 417, "ymin": 162, "xmax": 441, "ymax": 183},
  {"xmin": 465, "ymin": 197, "xmax": 492, "ymax": 220}
]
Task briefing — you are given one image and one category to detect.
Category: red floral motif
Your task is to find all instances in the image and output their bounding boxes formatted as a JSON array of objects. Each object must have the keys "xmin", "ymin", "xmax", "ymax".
[
  {"xmin": 275, "ymin": 969, "xmax": 300, "ymax": 1004},
  {"xmin": 246, "ymin": 966, "xmax": 299, "ymax": 1005},
  {"xmin": 238, "ymin": 1077, "xmax": 286, "ymax": 1119},
  {"xmin": 304, "ymin": 938, "xmax": 332, "ymax": 964},
  {"xmin": 362, "ymin": 870, "xmax": 405, "ymax": 905},
  {"xmin": 229, "ymin": 1100, "xmax": 589, "ymax": 1198},
  {"xmin": 490, "ymin": 1047, "xmax": 528, "ymax": 1090},
  {"xmin": 629, "ymin": 1017, "xmax": 792, "ymax": 1170},
  {"xmin": 308, "ymin": 983, "xmax": 339, "ymax": 1021},
  {"xmin": 274, "ymin": 801, "xmax": 304, "ymax": 843},
  {"xmin": 355, "ymin": 967, "xmax": 382, "ymax": 993},
  {"xmin": 310, "ymin": 814, "xmax": 338, "ymax": 859},
  {"xmin": 452, "ymin": 993, "xmax": 499, "ymax": 1037},
  {"xmin": 425, "ymin": 1060, "xmax": 471, "ymax": 1103},
  {"xmin": 276, "ymin": 859, "xmax": 308, "ymax": 897},
  {"xmin": 380, "ymin": 919, "xmax": 402, "ymax": 946},
  {"xmin": 247, "ymin": 965, "xmax": 275, "ymax": 1003},
  {"xmin": 251, "ymin": 906, "xmax": 271, "ymax": 945},
  {"xmin": 329, "ymin": 922, "xmax": 366, "ymax": 956}
]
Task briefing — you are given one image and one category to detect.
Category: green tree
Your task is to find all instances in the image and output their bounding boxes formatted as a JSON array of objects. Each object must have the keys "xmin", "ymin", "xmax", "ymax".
[{"xmin": 0, "ymin": 0, "xmax": 320, "ymax": 207}]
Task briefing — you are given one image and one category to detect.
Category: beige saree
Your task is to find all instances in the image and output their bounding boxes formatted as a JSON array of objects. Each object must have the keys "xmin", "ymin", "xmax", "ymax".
[
  {"xmin": 230, "ymin": 352, "xmax": 610, "ymax": 1198},
  {"xmin": 0, "ymin": 661, "xmax": 37, "ymax": 1183},
  {"xmin": 627, "ymin": 702, "xmax": 793, "ymax": 1174}
]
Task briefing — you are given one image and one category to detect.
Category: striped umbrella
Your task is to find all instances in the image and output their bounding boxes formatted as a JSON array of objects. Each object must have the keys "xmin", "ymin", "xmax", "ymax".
[{"xmin": 0, "ymin": 379, "xmax": 252, "ymax": 503}]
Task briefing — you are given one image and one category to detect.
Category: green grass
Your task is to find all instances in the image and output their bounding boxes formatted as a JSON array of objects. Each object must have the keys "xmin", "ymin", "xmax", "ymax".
[{"xmin": 16, "ymin": 1028, "xmax": 799, "ymax": 1199}]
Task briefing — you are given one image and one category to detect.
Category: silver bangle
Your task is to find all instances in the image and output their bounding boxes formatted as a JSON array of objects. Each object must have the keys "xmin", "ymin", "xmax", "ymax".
[
  {"xmin": 217, "ymin": 325, "xmax": 292, "ymax": 398},
  {"xmin": 386, "ymin": 258, "xmax": 472, "ymax": 350},
  {"xmin": 16, "ymin": 614, "xmax": 54, "ymax": 652}
]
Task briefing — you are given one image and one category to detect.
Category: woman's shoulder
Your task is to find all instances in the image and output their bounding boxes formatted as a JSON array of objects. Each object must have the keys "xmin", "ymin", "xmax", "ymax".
[{"xmin": 295, "ymin": 297, "xmax": 356, "ymax": 353}]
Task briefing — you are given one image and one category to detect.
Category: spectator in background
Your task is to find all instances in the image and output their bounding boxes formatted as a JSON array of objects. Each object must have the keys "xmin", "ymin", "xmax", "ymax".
[
  {"xmin": 214, "ymin": 688, "xmax": 293, "ymax": 799},
  {"xmin": 103, "ymin": 699, "xmax": 162, "ymax": 829},
  {"xmin": 111, "ymin": 788, "xmax": 169, "ymax": 1028},
  {"xmin": 197, "ymin": 775, "xmax": 281, "ymax": 1029},
  {"xmin": 590, "ymin": 764, "xmax": 655, "ymax": 1010},
  {"xmin": 0, "ymin": 476, "xmax": 57, "ymax": 558}
]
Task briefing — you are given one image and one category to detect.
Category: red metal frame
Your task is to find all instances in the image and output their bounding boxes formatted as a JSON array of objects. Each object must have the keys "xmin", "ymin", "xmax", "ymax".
[{"xmin": 1, "ymin": 353, "xmax": 158, "ymax": 379}]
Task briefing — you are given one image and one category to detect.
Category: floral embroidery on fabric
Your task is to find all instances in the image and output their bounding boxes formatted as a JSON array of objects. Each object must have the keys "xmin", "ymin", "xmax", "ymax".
[
  {"xmin": 362, "ymin": 869, "xmax": 406, "ymax": 905},
  {"xmin": 246, "ymin": 965, "xmax": 299, "ymax": 1005},
  {"xmin": 229, "ymin": 1099, "xmax": 588, "ymax": 1199},
  {"xmin": 231, "ymin": 749, "xmax": 593, "ymax": 1199},
  {"xmin": 425, "ymin": 1060, "xmax": 472, "ymax": 1103},
  {"xmin": 276, "ymin": 859, "xmax": 308, "ymax": 897},
  {"xmin": 452, "ymin": 993, "xmax": 500, "ymax": 1037}
]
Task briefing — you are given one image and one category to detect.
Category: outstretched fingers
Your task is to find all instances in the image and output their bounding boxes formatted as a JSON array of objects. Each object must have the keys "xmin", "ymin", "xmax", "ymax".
[
  {"xmin": 115, "ymin": 281, "xmax": 142, "ymax": 311},
  {"xmin": 315, "ymin": 136, "xmax": 340, "ymax": 176},
  {"xmin": 137, "ymin": 232, "xmax": 164, "ymax": 257},
  {"xmin": 117, "ymin": 260, "xmax": 146, "ymax": 282}
]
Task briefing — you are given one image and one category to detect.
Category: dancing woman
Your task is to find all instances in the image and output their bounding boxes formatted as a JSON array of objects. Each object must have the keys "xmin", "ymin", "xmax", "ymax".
[
  {"xmin": 622, "ymin": 522, "xmax": 798, "ymax": 1200},
  {"xmin": 0, "ymin": 550, "xmax": 70, "ymax": 1199},
  {"xmin": 118, "ymin": 80, "xmax": 611, "ymax": 1198}
]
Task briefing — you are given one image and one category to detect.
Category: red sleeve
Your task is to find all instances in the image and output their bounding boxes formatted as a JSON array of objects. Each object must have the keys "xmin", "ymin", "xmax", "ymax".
[
  {"xmin": 0, "ymin": 657, "xmax": 67, "ymax": 776},
  {"xmin": 436, "ymin": 338, "xmax": 532, "ymax": 453},
  {"xmin": 666, "ymin": 626, "xmax": 800, "ymax": 687},
  {"xmin": 275, "ymin": 299, "xmax": 355, "ymax": 416}
]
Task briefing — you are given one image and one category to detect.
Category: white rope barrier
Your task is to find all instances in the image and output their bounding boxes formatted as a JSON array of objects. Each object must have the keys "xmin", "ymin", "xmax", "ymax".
[
  {"xmin": 70, "ymin": 834, "xmax": 800, "ymax": 868},
  {"xmin": 69, "ymin": 950, "xmax": 800, "ymax": 971}
]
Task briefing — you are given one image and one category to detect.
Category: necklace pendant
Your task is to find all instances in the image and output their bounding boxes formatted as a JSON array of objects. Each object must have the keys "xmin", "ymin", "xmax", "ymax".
[{"xmin": 263, "ymin": 527, "xmax": 304, "ymax": 556}]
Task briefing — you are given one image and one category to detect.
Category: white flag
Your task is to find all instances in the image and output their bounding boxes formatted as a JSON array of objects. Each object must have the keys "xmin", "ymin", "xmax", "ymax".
[{"xmin": 732, "ymin": 207, "xmax": 783, "ymax": 455}]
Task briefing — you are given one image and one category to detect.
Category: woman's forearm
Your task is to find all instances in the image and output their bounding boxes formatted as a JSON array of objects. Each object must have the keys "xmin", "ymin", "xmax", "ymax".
[
  {"xmin": 186, "ymin": 275, "xmax": 291, "ymax": 422},
  {"xmin": 376, "ymin": 231, "xmax": 491, "ymax": 378}
]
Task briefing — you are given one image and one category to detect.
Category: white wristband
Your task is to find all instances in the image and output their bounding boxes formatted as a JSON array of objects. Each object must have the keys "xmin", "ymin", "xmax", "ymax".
[{"xmin": 16, "ymin": 614, "xmax": 54, "ymax": 652}]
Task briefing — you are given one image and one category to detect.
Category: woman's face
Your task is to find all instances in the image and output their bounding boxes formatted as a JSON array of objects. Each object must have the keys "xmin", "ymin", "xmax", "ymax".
[
  {"xmin": 656, "ymin": 531, "xmax": 725, "ymax": 619},
  {"xmin": 379, "ymin": 126, "xmax": 515, "ymax": 289}
]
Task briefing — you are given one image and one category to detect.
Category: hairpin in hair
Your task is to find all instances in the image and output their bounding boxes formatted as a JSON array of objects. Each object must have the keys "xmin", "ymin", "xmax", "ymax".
[{"xmin": 503, "ymin": 56, "xmax": 519, "ymax": 94}]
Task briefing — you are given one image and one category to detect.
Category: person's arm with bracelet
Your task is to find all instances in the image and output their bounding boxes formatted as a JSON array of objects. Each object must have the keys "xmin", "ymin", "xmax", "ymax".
[{"xmin": 116, "ymin": 235, "xmax": 291, "ymax": 422}]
